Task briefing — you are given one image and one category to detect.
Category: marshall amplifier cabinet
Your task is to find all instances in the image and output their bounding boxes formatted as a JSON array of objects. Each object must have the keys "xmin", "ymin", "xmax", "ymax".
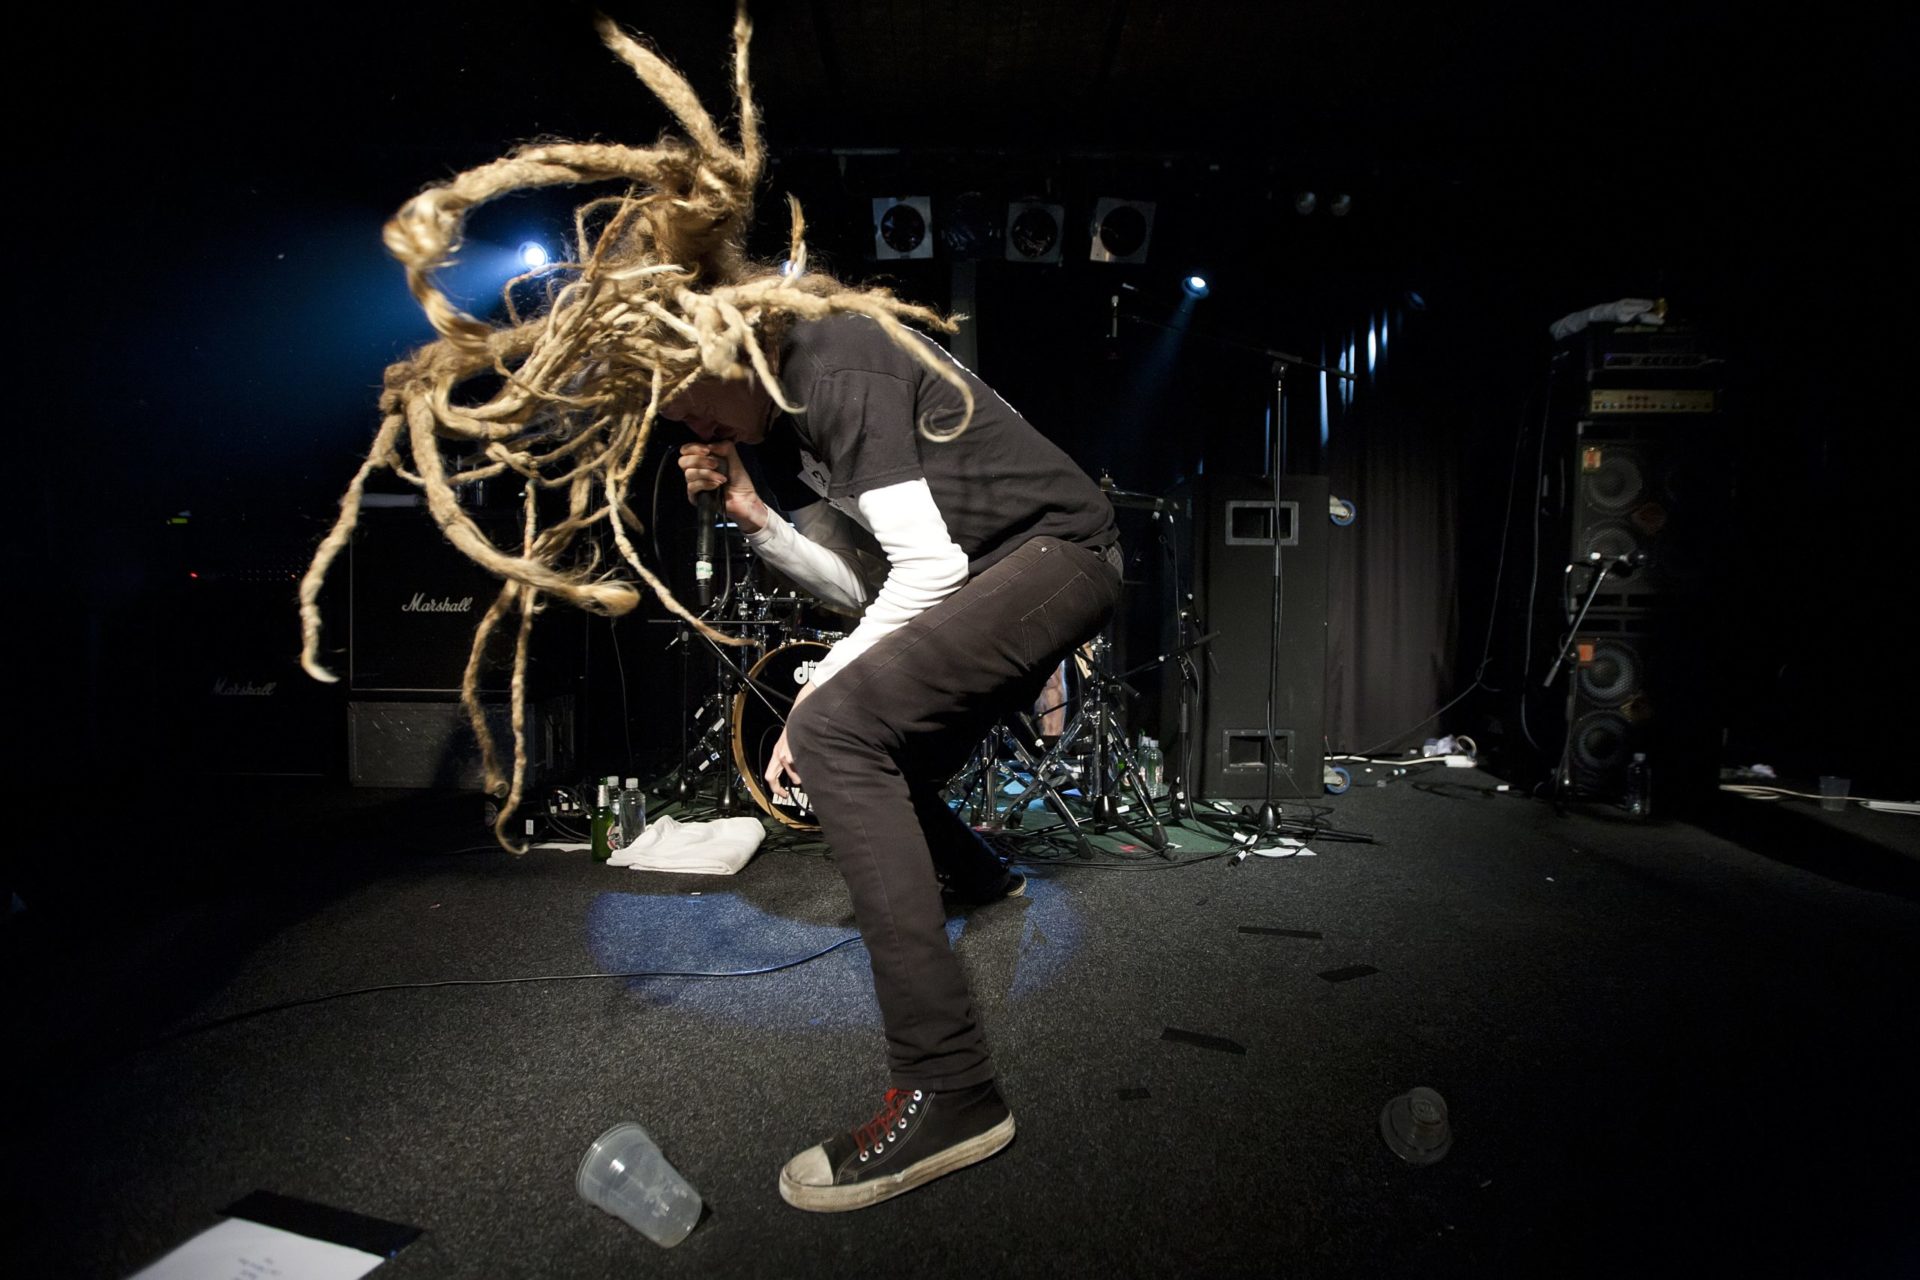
[
  {"xmin": 348, "ymin": 505, "xmax": 583, "ymax": 788},
  {"xmin": 349, "ymin": 506, "xmax": 582, "ymax": 696},
  {"xmin": 174, "ymin": 539, "xmax": 344, "ymax": 777},
  {"xmin": 347, "ymin": 694, "xmax": 577, "ymax": 789}
]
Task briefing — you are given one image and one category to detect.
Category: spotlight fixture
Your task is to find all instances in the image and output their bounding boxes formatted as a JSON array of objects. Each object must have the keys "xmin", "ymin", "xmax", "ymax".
[
  {"xmin": 872, "ymin": 196, "xmax": 933, "ymax": 259},
  {"xmin": 517, "ymin": 241, "xmax": 551, "ymax": 269},
  {"xmin": 939, "ymin": 191, "xmax": 999, "ymax": 261},
  {"xmin": 1089, "ymin": 197, "xmax": 1154, "ymax": 264},
  {"xmin": 1182, "ymin": 274, "xmax": 1211, "ymax": 299},
  {"xmin": 1293, "ymin": 191, "xmax": 1317, "ymax": 215},
  {"xmin": 1329, "ymin": 193, "xmax": 1353, "ymax": 218},
  {"xmin": 1005, "ymin": 200, "xmax": 1065, "ymax": 264}
]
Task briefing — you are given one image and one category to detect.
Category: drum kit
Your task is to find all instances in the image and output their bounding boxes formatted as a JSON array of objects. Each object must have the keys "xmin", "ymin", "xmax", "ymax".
[
  {"xmin": 669, "ymin": 482, "xmax": 1182, "ymax": 854},
  {"xmin": 665, "ymin": 576, "xmax": 844, "ymax": 830}
]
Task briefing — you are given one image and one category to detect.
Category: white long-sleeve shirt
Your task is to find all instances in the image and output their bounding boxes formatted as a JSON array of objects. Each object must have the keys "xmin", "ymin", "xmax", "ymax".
[{"xmin": 746, "ymin": 477, "xmax": 969, "ymax": 688}]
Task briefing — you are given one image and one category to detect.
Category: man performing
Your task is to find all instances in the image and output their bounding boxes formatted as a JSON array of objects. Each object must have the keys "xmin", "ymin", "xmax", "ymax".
[
  {"xmin": 670, "ymin": 313, "xmax": 1119, "ymax": 1210},
  {"xmin": 294, "ymin": 7, "xmax": 1116, "ymax": 1215}
]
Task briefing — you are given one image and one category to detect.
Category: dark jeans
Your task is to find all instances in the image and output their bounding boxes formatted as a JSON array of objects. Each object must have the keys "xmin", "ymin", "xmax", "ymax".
[{"xmin": 785, "ymin": 536, "xmax": 1121, "ymax": 1090}]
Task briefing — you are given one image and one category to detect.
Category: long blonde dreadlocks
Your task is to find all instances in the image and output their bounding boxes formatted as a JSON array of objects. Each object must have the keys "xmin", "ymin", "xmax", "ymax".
[{"xmin": 297, "ymin": 7, "xmax": 975, "ymax": 849}]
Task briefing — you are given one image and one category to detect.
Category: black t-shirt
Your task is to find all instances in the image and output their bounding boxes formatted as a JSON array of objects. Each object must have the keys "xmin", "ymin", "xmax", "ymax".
[{"xmin": 754, "ymin": 314, "xmax": 1117, "ymax": 576}]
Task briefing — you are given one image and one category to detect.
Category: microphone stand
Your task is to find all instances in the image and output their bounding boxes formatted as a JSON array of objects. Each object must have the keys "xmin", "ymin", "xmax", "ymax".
[
  {"xmin": 1542, "ymin": 553, "xmax": 1633, "ymax": 691},
  {"xmin": 1542, "ymin": 551, "xmax": 1647, "ymax": 804}
]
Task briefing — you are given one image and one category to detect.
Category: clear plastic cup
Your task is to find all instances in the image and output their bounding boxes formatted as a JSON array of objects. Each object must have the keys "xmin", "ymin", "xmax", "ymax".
[
  {"xmin": 1818, "ymin": 776, "xmax": 1850, "ymax": 812},
  {"xmin": 1380, "ymin": 1086, "xmax": 1453, "ymax": 1166},
  {"xmin": 576, "ymin": 1122, "xmax": 702, "ymax": 1247}
]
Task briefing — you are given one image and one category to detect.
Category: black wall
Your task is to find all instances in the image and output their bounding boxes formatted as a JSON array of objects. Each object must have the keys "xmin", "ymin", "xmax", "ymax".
[{"xmin": 22, "ymin": 4, "xmax": 1912, "ymax": 796}]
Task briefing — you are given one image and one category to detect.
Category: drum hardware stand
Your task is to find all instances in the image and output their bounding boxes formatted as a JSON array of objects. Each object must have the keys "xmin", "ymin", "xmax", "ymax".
[
  {"xmin": 950, "ymin": 718, "xmax": 1098, "ymax": 855},
  {"xmin": 655, "ymin": 561, "xmax": 794, "ymax": 816},
  {"xmin": 1023, "ymin": 635, "xmax": 1171, "ymax": 854}
]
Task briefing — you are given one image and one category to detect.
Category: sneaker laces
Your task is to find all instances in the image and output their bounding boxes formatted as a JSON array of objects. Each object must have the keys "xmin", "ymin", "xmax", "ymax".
[{"xmin": 851, "ymin": 1088, "xmax": 915, "ymax": 1152}]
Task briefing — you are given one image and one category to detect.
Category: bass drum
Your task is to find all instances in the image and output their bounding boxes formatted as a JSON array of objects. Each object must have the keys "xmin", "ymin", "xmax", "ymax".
[{"xmin": 732, "ymin": 641, "xmax": 830, "ymax": 830}]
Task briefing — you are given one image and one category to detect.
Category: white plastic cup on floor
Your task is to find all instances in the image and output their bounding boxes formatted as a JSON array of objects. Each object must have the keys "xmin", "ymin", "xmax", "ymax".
[
  {"xmin": 1818, "ymin": 776, "xmax": 1850, "ymax": 812},
  {"xmin": 576, "ymin": 1122, "xmax": 702, "ymax": 1247}
]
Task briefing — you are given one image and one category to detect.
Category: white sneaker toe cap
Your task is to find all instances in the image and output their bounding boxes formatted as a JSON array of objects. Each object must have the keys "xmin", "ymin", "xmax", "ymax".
[{"xmin": 781, "ymin": 1144, "xmax": 832, "ymax": 1189}]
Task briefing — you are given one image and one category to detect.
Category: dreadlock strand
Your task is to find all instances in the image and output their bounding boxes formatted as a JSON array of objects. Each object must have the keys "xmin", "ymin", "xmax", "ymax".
[
  {"xmin": 302, "ymin": 9, "xmax": 985, "ymax": 848},
  {"xmin": 298, "ymin": 410, "xmax": 405, "ymax": 682},
  {"xmin": 461, "ymin": 582, "xmax": 521, "ymax": 796}
]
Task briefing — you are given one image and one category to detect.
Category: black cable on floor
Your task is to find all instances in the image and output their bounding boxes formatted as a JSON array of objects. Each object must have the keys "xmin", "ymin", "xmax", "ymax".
[{"xmin": 145, "ymin": 935, "xmax": 868, "ymax": 1048}]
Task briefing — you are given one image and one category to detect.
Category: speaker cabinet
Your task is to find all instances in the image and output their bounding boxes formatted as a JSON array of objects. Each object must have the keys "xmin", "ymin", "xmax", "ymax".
[
  {"xmin": 1561, "ymin": 618, "xmax": 1719, "ymax": 800},
  {"xmin": 1566, "ymin": 418, "xmax": 1733, "ymax": 611},
  {"xmin": 1540, "ymin": 324, "xmax": 1733, "ymax": 804},
  {"xmin": 347, "ymin": 695, "xmax": 577, "ymax": 789},
  {"xmin": 349, "ymin": 507, "xmax": 582, "ymax": 695},
  {"xmin": 172, "ymin": 543, "xmax": 342, "ymax": 777},
  {"xmin": 1165, "ymin": 474, "xmax": 1329, "ymax": 800}
]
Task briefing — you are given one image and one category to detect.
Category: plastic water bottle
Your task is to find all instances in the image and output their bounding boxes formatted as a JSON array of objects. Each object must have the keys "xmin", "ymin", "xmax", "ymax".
[
  {"xmin": 1135, "ymin": 734, "xmax": 1160, "ymax": 797},
  {"xmin": 1624, "ymin": 753, "xmax": 1651, "ymax": 819},
  {"xmin": 619, "ymin": 777, "xmax": 647, "ymax": 848}
]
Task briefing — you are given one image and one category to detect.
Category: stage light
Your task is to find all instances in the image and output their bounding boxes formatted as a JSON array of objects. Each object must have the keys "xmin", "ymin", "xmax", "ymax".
[
  {"xmin": 1005, "ymin": 200, "xmax": 1065, "ymax": 264},
  {"xmin": 1182, "ymin": 274, "xmax": 1211, "ymax": 299},
  {"xmin": 779, "ymin": 257, "xmax": 802, "ymax": 277},
  {"xmin": 1294, "ymin": 191, "xmax": 1317, "ymax": 215},
  {"xmin": 872, "ymin": 196, "xmax": 933, "ymax": 259},
  {"xmin": 1404, "ymin": 289, "xmax": 1427, "ymax": 311},
  {"xmin": 1089, "ymin": 198, "xmax": 1154, "ymax": 264},
  {"xmin": 518, "ymin": 241, "xmax": 550, "ymax": 269},
  {"xmin": 1329, "ymin": 193, "xmax": 1353, "ymax": 218},
  {"xmin": 939, "ymin": 191, "xmax": 998, "ymax": 261}
]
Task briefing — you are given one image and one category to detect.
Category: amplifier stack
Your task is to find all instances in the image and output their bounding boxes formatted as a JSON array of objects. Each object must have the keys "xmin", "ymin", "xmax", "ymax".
[{"xmin": 1550, "ymin": 323, "xmax": 1731, "ymax": 804}]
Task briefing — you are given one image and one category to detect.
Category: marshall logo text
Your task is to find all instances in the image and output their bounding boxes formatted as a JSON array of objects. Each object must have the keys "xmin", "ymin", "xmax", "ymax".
[
  {"xmin": 402, "ymin": 593, "xmax": 475, "ymax": 614},
  {"xmin": 212, "ymin": 678, "xmax": 277, "ymax": 697}
]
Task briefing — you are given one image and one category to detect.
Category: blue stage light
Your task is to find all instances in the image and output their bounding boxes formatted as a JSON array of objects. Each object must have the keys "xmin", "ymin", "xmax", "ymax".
[
  {"xmin": 1182, "ymin": 274, "xmax": 1211, "ymax": 299},
  {"xmin": 518, "ymin": 241, "xmax": 550, "ymax": 270}
]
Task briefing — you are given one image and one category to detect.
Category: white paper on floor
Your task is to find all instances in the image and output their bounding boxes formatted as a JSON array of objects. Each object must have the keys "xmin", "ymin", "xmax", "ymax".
[{"xmin": 128, "ymin": 1217, "xmax": 384, "ymax": 1280}]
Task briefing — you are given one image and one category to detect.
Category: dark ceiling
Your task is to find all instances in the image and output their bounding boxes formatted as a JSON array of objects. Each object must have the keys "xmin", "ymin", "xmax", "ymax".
[{"xmin": 92, "ymin": 0, "xmax": 1870, "ymax": 220}]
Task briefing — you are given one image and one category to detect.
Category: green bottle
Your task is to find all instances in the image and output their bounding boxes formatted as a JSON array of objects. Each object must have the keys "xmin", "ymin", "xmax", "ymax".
[{"xmin": 591, "ymin": 781, "xmax": 616, "ymax": 862}]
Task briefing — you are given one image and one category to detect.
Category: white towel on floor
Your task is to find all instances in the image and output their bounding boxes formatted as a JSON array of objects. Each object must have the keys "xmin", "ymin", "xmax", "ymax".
[{"xmin": 605, "ymin": 814, "xmax": 766, "ymax": 875}]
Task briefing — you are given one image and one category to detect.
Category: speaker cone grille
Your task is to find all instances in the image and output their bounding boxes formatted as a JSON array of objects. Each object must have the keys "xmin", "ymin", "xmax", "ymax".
[
  {"xmin": 1578, "ymin": 639, "xmax": 1641, "ymax": 706},
  {"xmin": 1571, "ymin": 710, "xmax": 1631, "ymax": 773},
  {"xmin": 1583, "ymin": 454, "xmax": 1646, "ymax": 513}
]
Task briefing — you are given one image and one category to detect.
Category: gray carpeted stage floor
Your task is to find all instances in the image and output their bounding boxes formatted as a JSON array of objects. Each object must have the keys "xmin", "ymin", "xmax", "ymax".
[{"xmin": 7, "ymin": 772, "xmax": 1918, "ymax": 1278}]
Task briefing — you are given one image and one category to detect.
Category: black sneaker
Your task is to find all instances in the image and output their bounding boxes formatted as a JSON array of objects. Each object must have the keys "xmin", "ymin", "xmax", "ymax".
[
  {"xmin": 940, "ymin": 867, "xmax": 1027, "ymax": 908},
  {"xmin": 778, "ymin": 1080, "xmax": 1016, "ymax": 1212}
]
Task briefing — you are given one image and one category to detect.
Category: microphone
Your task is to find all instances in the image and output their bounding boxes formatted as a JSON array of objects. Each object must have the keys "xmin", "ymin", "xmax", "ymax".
[{"xmin": 695, "ymin": 489, "xmax": 720, "ymax": 608}]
